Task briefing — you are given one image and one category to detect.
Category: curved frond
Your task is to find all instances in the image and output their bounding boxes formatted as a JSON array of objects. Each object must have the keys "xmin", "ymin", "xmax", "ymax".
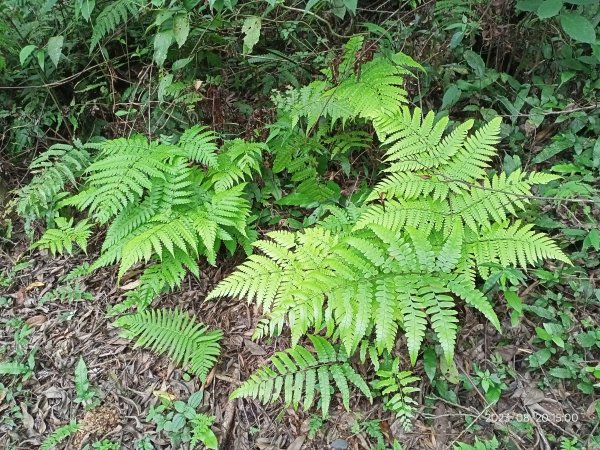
[
  {"xmin": 230, "ymin": 335, "xmax": 372, "ymax": 417},
  {"xmin": 114, "ymin": 308, "xmax": 221, "ymax": 382}
]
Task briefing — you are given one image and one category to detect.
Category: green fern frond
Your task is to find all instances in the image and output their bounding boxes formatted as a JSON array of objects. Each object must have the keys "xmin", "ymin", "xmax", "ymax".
[
  {"xmin": 231, "ymin": 335, "xmax": 372, "ymax": 416},
  {"xmin": 373, "ymin": 359, "xmax": 419, "ymax": 432},
  {"xmin": 371, "ymin": 114, "xmax": 500, "ymax": 200},
  {"xmin": 40, "ymin": 421, "xmax": 79, "ymax": 450},
  {"xmin": 447, "ymin": 275, "xmax": 500, "ymax": 331},
  {"xmin": 376, "ymin": 108, "xmax": 452, "ymax": 168},
  {"xmin": 178, "ymin": 126, "xmax": 218, "ymax": 167},
  {"xmin": 206, "ymin": 254, "xmax": 282, "ymax": 309},
  {"xmin": 114, "ymin": 308, "xmax": 221, "ymax": 382},
  {"xmin": 436, "ymin": 219, "xmax": 464, "ymax": 272},
  {"xmin": 190, "ymin": 414, "xmax": 218, "ymax": 449},
  {"xmin": 206, "ymin": 183, "xmax": 251, "ymax": 233},
  {"xmin": 119, "ymin": 214, "xmax": 198, "ymax": 278},
  {"xmin": 450, "ymin": 170, "xmax": 561, "ymax": 231},
  {"xmin": 208, "ymin": 140, "xmax": 264, "ymax": 192},
  {"xmin": 16, "ymin": 141, "xmax": 97, "ymax": 227},
  {"xmin": 277, "ymin": 179, "xmax": 339, "ymax": 207},
  {"xmin": 374, "ymin": 277, "xmax": 399, "ymax": 353},
  {"xmin": 329, "ymin": 53, "xmax": 420, "ymax": 119},
  {"xmin": 32, "ymin": 217, "xmax": 92, "ymax": 255},
  {"xmin": 324, "ymin": 130, "xmax": 372, "ymax": 157},
  {"xmin": 427, "ymin": 295, "xmax": 459, "ymax": 363},
  {"xmin": 63, "ymin": 136, "xmax": 172, "ymax": 223},
  {"xmin": 274, "ymin": 50, "xmax": 420, "ymax": 130},
  {"xmin": 467, "ymin": 220, "xmax": 571, "ymax": 277},
  {"xmin": 355, "ymin": 199, "xmax": 448, "ymax": 236},
  {"xmin": 107, "ymin": 256, "xmax": 194, "ymax": 315},
  {"xmin": 48, "ymin": 127, "xmax": 256, "ymax": 304},
  {"xmin": 101, "ymin": 183, "xmax": 165, "ymax": 253},
  {"xmin": 278, "ymin": 80, "xmax": 354, "ymax": 131},
  {"xmin": 90, "ymin": 0, "xmax": 141, "ymax": 50},
  {"xmin": 441, "ymin": 117, "xmax": 501, "ymax": 185}
]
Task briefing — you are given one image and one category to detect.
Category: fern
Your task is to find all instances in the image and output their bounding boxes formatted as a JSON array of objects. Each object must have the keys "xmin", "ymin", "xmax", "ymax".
[
  {"xmin": 231, "ymin": 335, "xmax": 372, "ymax": 417},
  {"xmin": 268, "ymin": 124, "xmax": 342, "ymax": 208},
  {"xmin": 32, "ymin": 217, "xmax": 92, "ymax": 255},
  {"xmin": 114, "ymin": 308, "xmax": 221, "ymax": 382},
  {"xmin": 90, "ymin": 0, "xmax": 141, "ymax": 50},
  {"xmin": 190, "ymin": 414, "xmax": 218, "ymax": 449},
  {"xmin": 273, "ymin": 48, "xmax": 422, "ymax": 131},
  {"xmin": 373, "ymin": 358, "xmax": 420, "ymax": 432},
  {"xmin": 61, "ymin": 135, "xmax": 172, "ymax": 223},
  {"xmin": 467, "ymin": 220, "xmax": 571, "ymax": 277},
  {"xmin": 39, "ymin": 283, "xmax": 94, "ymax": 304},
  {"xmin": 40, "ymin": 421, "xmax": 79, "ymax": 450},
  {"xmin": 27, "ymin": 127, "xmax": 262, "ymax": 311},
  {"xmin": 16, "ymin": 141, "xmax": 97, "ymax": 230},
  {"xmin": 210, "ymin": 99, "xmax": 570, "ymax": 373},
  {"xmin": 324, "ymin": 130, "xmax": 372, "ymax": 157}
]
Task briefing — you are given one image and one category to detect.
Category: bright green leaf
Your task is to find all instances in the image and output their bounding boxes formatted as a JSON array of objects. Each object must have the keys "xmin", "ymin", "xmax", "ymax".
[
  {"xmin": 504, "ymin": 290, "xmax": 523, "ymax": 315},
  {"xmin": 80, "ymin": 0, "xmax": 95, "ymax": 21},
  {"xmin": 536, "ymin": 0, "xmax": 563, "ymax": 19},
  {"xmin": 441, "ymin": 85, "xmax": 462, "ymax": 110},
  {"xmin": 19, "ymin": 45, "xmax": 37, "ymax": 66},
  {"xmin": 529, "ymin": 348, "xmax": 552, "ymax": 367},
  {"xmin": 47, "ymin": 35, "xmax": 64, "ymax": 68},
  {"xmin": 173, "ymin": 14, "xmax": 190, "ymax": 48},
  {"xmin": 559, "ymin": 13, "xmax": 597, "ymax": 44},
  {"xmin": 241, "ymin": 16, "xmax": 261, "ymax": 55},
  {"xmin": 343, "ymin": 0, "xmax": 357, "ymax": 15},
  {"xmin": 153, "ymin": 30, "xmax": 174, "ymax": 66},
  {"xmin": 423, "ymin": 347, "xmax": 437, "ymax": 382},
  {"xmin": 463, "ymin": 50, "xmax": 486, "ymax": 77},
  {"xmin": 36, "ymin": 49, "xmax": 45, "ymax": 71},
  {"xmin": 183, "ymin": 0, "xmax": 202, "ymax": 9},
  {"xmin": 549, "ymin": 367, "xmax": 573, "ymax": 378},
  {"xmin": 172, "ymin": 57, "xmax": 191, "ymax": 70}
]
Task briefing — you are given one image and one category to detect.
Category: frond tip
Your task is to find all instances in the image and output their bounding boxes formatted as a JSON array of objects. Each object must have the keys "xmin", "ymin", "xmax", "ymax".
[
  {"xmin": 32, "ymin": 217, "xmax": 92, "ymax": 255},
  {"xmin": 114, "ymin": 308, "xmax": 222, "ymax": 382}
]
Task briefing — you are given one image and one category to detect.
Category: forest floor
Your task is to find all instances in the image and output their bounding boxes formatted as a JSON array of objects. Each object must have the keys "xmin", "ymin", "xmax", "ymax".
[{"xmin": 1, "ymin": 234, "xmax": 598, "ymax": 450}]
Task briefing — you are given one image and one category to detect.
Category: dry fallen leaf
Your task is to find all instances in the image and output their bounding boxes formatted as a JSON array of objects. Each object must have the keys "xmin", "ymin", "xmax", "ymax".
[
  {"xmin": 287, "ymin": 435, "xmax": 306, "ymax": 450},
  {"xmin": 26, "ymin": 315, "xmax": 47, "ymax": 327},
  {"xmin": 244, "ymin": 339, "xmax": 267, "ymax": 356},
  {"xmin": 119, "ymin": 280, "xmax": 140, "ymax": 290},
  {"xmin": 20, "ymin": 402, "xmax": 35, "ymax": 434},
  {"xmin": 26, "ymin": 281, "xmax": 45, "ymax": 291},
  {"xmin": 152, "ymin": 390, "xmax": 176, "ymax": 402}
]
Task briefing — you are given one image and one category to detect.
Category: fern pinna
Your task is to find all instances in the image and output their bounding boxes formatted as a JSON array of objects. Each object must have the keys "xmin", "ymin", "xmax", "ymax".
[
  {"xmin": 209, "ymin": 108, "xmax": 570, "ymax": 419},
  {"xmin": 33, "ymin": 127, "xmax": 264, "ymax": 311},
  {"xmin": 114, "ymin": 308, "xmax": 221, "ymax": 382}
]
